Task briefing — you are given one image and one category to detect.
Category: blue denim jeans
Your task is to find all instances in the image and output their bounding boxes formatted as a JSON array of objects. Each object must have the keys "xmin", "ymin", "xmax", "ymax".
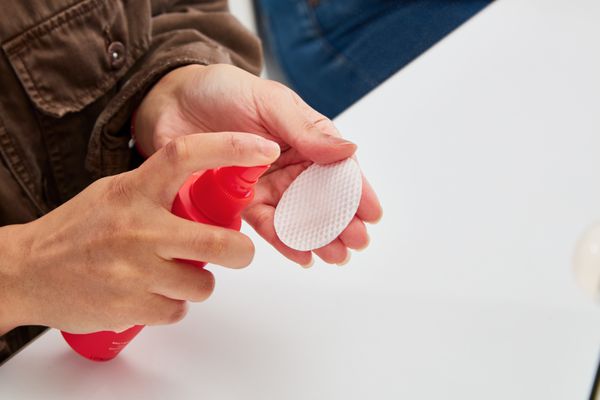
[{"xmin": 255, "ymin": 0, "xmax": 493, "ymax": 118}]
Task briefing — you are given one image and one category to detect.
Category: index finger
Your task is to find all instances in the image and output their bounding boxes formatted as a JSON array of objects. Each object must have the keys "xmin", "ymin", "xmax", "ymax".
[
  {"xmin": 256, "ymin": 81, "xmax": 357, "ymax": 164},
  {"xmin": 134, "ymin": 132, "xmax": 280, "ymax": 208}
]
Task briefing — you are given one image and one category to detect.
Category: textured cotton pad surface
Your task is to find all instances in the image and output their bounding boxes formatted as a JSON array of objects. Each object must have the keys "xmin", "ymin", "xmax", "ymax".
[{"xmin": 274, "ymin": 158, "xmax": 362, "ymax": 251}]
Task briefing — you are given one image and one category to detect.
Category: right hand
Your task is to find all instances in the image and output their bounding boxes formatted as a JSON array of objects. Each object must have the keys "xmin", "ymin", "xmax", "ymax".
[{"xmin": 0, "ymin": 132, "xmax": 280, "ymax": 334}]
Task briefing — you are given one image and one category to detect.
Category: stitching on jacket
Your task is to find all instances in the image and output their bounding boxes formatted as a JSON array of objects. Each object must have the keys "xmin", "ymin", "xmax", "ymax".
[
  {"xmin": 38, "ymin": 115, "xmax": 71, "ymax": 200},
  {"xmin": 0, "ymin": 115, "xmax": 45, "ymax": 213},
  {"xmin": 15, "ymin": 52, "xmax": 54, "ymax": 113},
  {"xmin": 1, "ymin": 0, "xmax": 148, "ymax": 116},
  {"xmin": 13, "ymin": 42, "xmax": 147, "ymax": 116},
  {"xmin": 3, "ymin": 0, "xmax": 106, "ymax": 55}
]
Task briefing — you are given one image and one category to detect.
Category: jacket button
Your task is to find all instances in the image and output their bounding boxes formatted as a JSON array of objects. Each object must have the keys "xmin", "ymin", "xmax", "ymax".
[{"xmin": 107, "ymin": 41, "xmax": 126, "ymax": 70}]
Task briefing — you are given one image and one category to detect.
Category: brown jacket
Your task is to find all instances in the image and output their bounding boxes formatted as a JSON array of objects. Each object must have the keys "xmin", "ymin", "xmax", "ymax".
[{"xmin": 0, "ymin": 0, "xmax": 261, "ymax": 363}]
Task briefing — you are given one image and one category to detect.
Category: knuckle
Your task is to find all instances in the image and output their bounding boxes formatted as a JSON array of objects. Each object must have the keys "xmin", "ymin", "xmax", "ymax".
[
  {"xmin": 108, "ymin": 263, "xmax": 138, "ymax": 291},
  {"xmin": 198, "ymin": 229, "xmax": 229, "ymax": 259},
  {"xmin": 163, "ymin": 136, "xmax": 190, "ymax": 166},
  {"xmin": 312, "ymin": 116, "xmax": 331, "ymax": 131},
  {"xmin": 91, "ymin": 179, "xmax": 151, "ymax": 247},
  {"xmin": 301, "ymin": 116, "xmax": 329, "ymax": 136},
  {"xmin": 104, "ymin": 174, "xmax": 133, "ymax": 203},
  {"xmin": 166, "ymin": 301, "xmax": 188, "ymax": 324},
  {"xmin": 251, "ymin": 208, "xmax": 272, "ymax": 234},
  {"xmin": 191, "ymin": 271, "xmax": 215, "ymax": 302},
  {"xmin": 237, "ymin": 237, "xmax": 255, "ymax": 268},
  {"xmin": 301, "ymin": 119, "xmax": 319, "ymax": 134},
  {"xmin": 226, "ymin": 133, "xmax": 246, "ymax": 158}
]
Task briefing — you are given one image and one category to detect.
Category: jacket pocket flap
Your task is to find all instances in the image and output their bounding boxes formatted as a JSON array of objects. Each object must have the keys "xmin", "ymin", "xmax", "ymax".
[{"xmin": 2, "ymin": 0, "xmax": 150, "ymax": 118}]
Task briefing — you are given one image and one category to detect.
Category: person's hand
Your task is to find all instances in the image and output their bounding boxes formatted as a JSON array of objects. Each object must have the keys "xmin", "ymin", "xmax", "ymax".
[
  {"xmin": 135, "ymin": 64, "xmax": 383, "ymax": 267},
  {"xmin": 0, "ymin": 133, "xmax": 280, "ymax": 334}
]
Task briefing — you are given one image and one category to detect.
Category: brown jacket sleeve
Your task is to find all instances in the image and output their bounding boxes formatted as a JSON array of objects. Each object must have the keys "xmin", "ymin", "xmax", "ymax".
[{"xmin": 86, "ymin": 0, "xmax": 262, "ymax": 178}]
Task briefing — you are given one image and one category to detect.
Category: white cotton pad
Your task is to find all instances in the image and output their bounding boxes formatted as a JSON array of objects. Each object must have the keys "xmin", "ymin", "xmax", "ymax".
[{"xmin": 274, "ymin": 158, "xmax": 362, "ymax": 251}]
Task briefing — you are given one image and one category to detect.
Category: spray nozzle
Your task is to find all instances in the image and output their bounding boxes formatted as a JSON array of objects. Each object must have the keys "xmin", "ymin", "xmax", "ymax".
[
  {"xmin": 215, "ymin": 165, "xmax": 270, "ymax": 197},
  {"xmin": 188, "ymin": 165, "xmax": 270, "ymax": 225}
]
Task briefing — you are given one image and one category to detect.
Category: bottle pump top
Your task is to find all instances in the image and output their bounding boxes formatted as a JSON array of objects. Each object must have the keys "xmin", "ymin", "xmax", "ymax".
[{"xmin": 190, "ymin": 165, "xmax": 269, "ymax": 225}]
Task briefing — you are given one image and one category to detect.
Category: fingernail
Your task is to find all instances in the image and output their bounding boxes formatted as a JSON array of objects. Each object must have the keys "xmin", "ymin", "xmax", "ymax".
[
  {"xmin": 336, "ymin": 252, "xmax": 352, "ymax": 266},
  {"xmin": 300, "ymin": 258, "xmax": 314, "ymax": 269},
  {"xmin": 260, "ymin": 139, "xmax": 281, "ymax": 157},
  {"xmin": 327, "ymin": 134, "xmax": 355, "ymax": 147}
]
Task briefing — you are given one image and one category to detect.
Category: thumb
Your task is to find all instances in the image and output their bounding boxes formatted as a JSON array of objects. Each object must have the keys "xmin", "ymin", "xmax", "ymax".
[
  {"xmin": 133, "ymin": 132, "xmax": 280, "ymax": 208},
  {"xmin": 257, "ymin": 82, "xmax": 356, "ymax": 164}
]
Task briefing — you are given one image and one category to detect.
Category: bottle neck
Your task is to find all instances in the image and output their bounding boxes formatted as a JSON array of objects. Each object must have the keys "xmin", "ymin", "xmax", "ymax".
[{"xmin": 188, "ymin": 166, "xmax": 268, "ymax": 226}]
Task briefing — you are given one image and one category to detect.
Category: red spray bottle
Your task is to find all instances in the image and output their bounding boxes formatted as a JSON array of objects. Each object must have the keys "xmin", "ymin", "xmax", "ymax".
[{"xmin": 61, "ymin": 165, "xmax": 269, "ymax": 361}]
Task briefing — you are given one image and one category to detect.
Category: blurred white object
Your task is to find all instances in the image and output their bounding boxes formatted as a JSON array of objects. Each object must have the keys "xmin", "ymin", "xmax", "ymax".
[{"xmin": 574, "ymin": 223, "xmax": 600, "ymax": 300}]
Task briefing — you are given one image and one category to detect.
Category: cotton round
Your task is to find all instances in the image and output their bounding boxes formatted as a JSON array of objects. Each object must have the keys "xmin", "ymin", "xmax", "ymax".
[{"xmin": 274, "ymin": 158, "xmax": 363, "ymax": 251}]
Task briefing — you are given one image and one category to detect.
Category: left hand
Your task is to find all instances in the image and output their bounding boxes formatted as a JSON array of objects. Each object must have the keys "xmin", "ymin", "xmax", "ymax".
[{"xmin": 135, "ymin": 64, "xmax": 382, "ymax": 267}]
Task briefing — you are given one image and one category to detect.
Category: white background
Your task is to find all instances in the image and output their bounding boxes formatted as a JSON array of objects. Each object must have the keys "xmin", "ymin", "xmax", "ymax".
[{"xmin": 2, "ymin": 0, "xmax": 600, "ymax": 399}]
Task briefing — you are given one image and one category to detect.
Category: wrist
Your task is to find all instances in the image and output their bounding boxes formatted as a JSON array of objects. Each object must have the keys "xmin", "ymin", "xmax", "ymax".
[
  {"xmin": 134, "ymin": 64, "xmax": 207, "ymax": 157},
  {"xmin": 0, "ymin": 224, "xmax": 36, "ymax": 333}
]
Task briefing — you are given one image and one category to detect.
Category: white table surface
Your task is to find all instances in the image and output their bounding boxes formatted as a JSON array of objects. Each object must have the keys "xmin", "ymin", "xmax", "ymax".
[{"xmin": 2, "ymin": 0, "xmax": 600, "ymax": 398}]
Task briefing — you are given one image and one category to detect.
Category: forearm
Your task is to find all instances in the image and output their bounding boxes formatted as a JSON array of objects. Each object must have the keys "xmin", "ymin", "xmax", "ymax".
[{"xmin": 0, "ymin": 224, "xmax": 33, "ymax": 335}]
